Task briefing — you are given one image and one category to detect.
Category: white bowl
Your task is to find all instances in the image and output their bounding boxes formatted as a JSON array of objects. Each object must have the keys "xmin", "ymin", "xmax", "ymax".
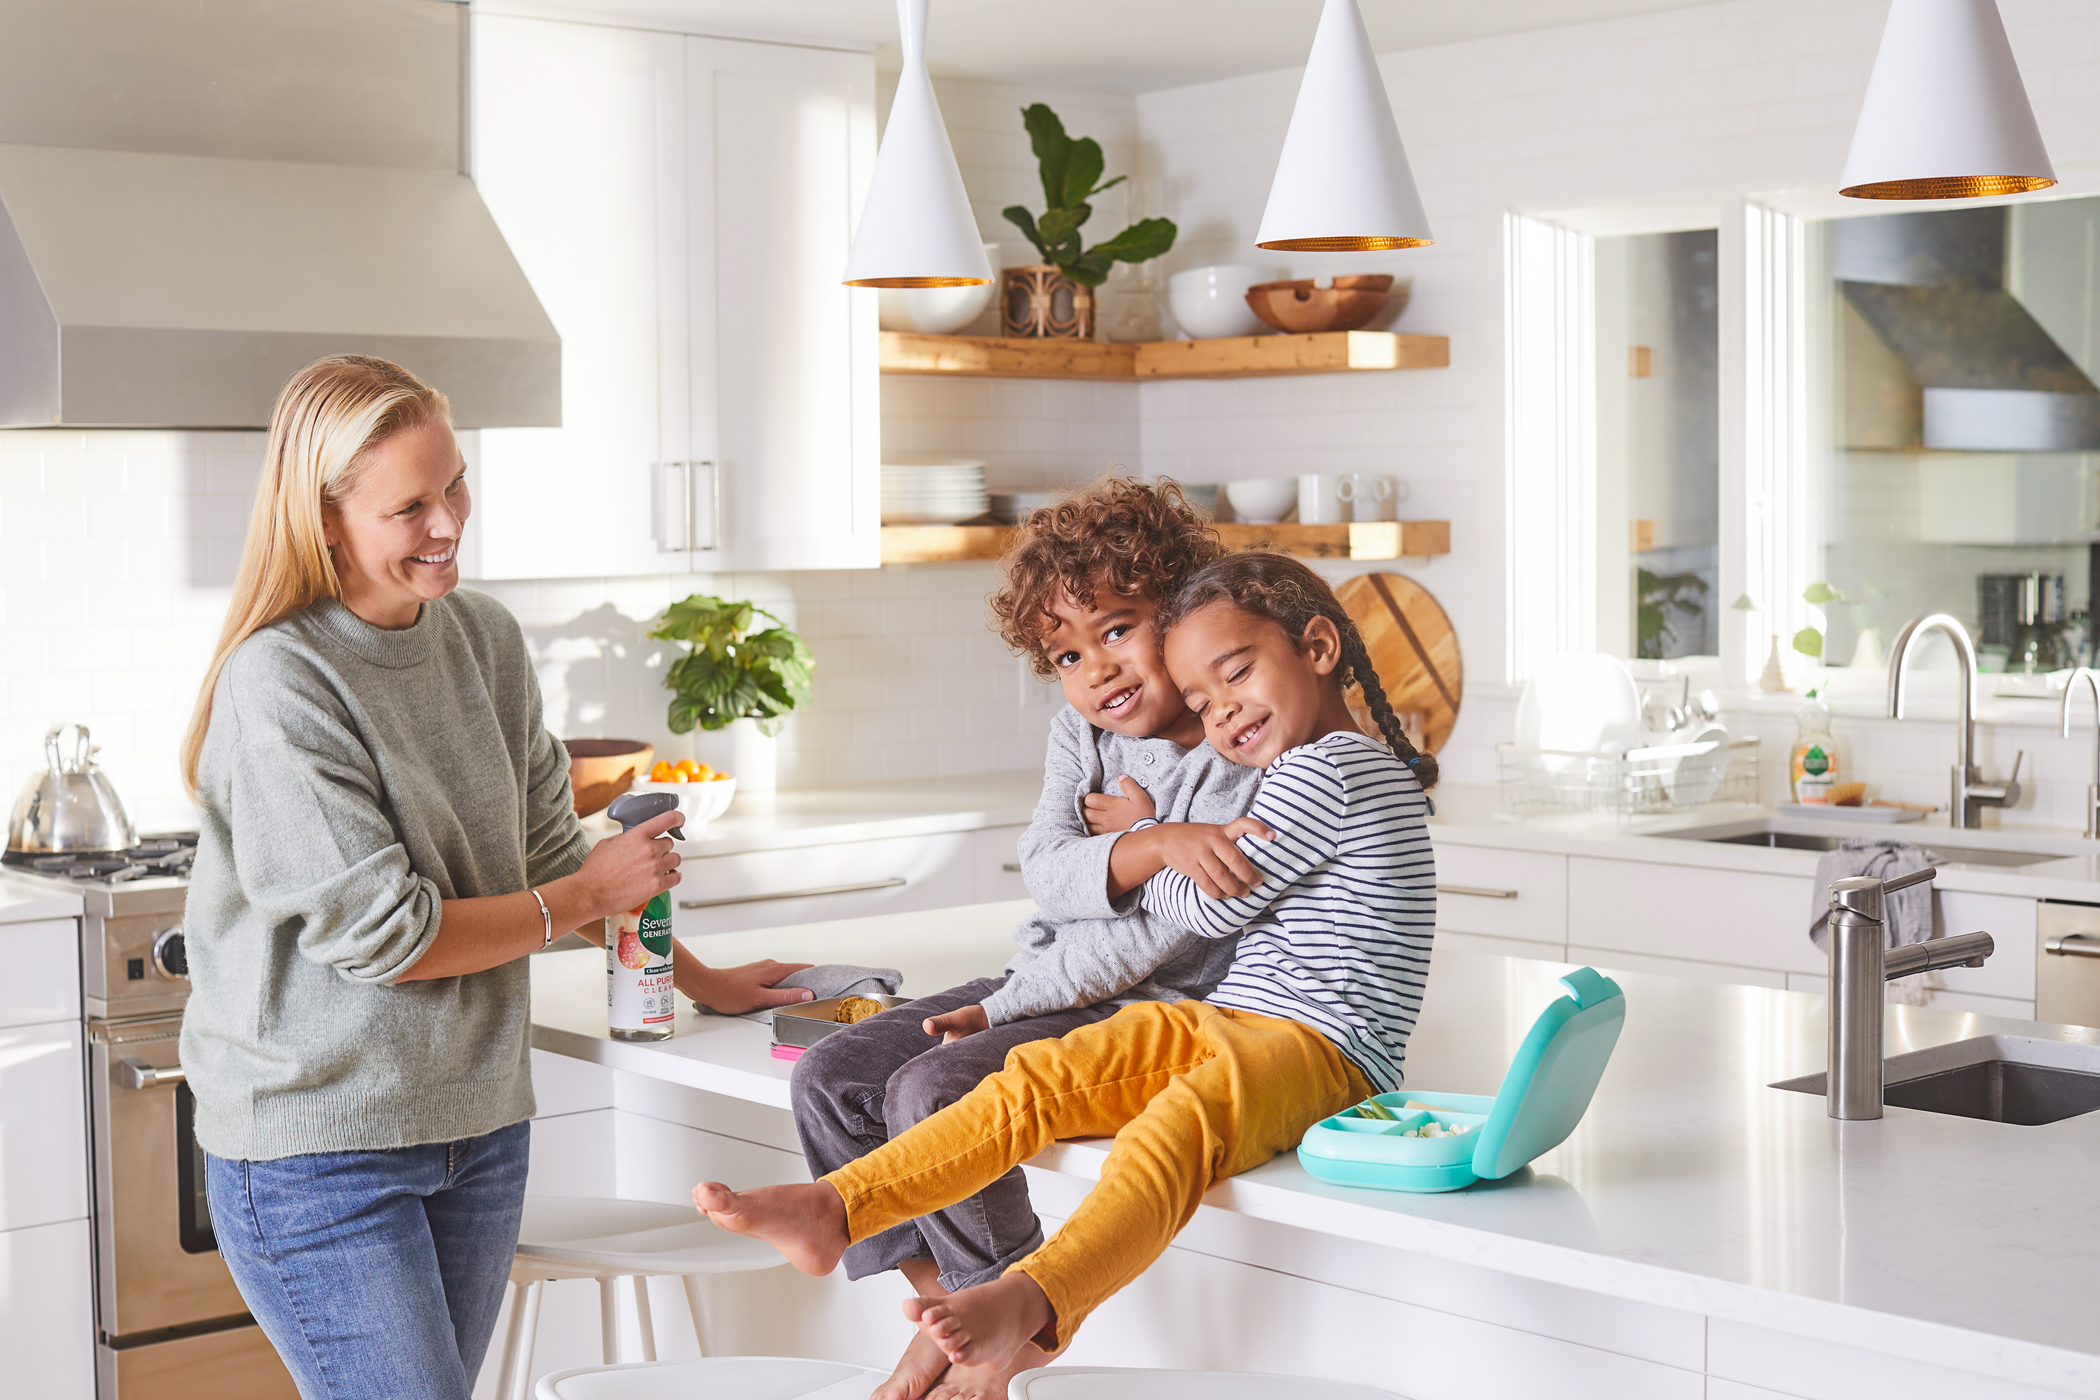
[
  {"xmin": 627, "ymin": 777, "xmax": 737, "ymax": 830},
  {"xmin": 877, "ymin": 243, "xmax": 1002, "ymax": 334},
  {"xmin": 1168, "ymin": 265, "xmax": 1278, "ymax": 340},
  {"xmin": 1223, "ymin": 478, "xmax": 1297, "ymax": 524}
]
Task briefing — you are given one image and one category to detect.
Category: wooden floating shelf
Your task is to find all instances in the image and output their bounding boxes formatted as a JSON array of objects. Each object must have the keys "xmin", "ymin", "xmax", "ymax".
[
  {"xmin": 881, "ymin": 520, "xmax": 1451, "ymax": 566},
  {"xmin": 879, "ymin": 330, "xmax": 1448, "ymax": 382}
]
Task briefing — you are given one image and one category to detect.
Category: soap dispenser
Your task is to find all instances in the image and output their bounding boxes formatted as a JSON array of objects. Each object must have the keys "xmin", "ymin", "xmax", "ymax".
[{"xmin": 1790, "ymin": 691, "xmax": 1841, "ymax": 804}]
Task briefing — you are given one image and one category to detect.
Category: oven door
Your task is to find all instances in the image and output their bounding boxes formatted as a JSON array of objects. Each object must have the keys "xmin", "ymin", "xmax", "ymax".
[{"xmin": 88, "ymin": 1015, "xmax": 251, "ymax": 1337}]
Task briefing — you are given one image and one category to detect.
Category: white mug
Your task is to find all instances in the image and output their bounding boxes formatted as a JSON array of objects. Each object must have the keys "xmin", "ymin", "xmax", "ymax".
[
  {"xmin": 1338, "ymin": 473, "xmax": 1405, "ymax": 522},
  {"xmin": 1297, "ymin": 473, "xmax": 1350, "ymax": 524}
]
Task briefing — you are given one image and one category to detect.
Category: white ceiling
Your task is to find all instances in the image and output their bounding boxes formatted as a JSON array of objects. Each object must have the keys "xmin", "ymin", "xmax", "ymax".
[{"xmin": 509, "ymin": 0, "xmax": 1714, "ymax": 92}]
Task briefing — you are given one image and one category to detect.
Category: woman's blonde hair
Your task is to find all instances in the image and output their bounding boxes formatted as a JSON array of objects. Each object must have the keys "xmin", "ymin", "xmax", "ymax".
[{"xmin": 180, "ymin": 355, "xmax": 452, "ymax": 794}]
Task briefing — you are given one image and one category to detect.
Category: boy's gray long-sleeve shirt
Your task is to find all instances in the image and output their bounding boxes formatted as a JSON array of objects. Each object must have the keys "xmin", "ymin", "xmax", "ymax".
[{"xmin": 982, "ymin": 704, "xmax": 1261, "ymax": 1025}]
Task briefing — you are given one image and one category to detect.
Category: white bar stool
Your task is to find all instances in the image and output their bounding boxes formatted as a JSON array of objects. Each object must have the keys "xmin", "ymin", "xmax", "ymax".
[
  {"xmin": 489, "ymin": 1196, "xmax": 790, "ymax": 1400},
  {"xmin": 533, "ymin": 1358, "xmax": 887, "ymax": 1399},
  {"xmin": 1007, "ymin": 1369, "xmax": 1402, "ymax": 1400}
]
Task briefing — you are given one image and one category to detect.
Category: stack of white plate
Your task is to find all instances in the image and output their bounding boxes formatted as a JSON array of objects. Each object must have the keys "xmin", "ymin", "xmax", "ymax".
[{"xmin": 882, "ymin": 460, "xmax": 988, "ymax": 525}]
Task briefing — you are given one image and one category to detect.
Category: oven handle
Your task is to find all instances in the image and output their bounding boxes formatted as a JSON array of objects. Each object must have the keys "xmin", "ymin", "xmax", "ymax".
[{"xmin": 117, "ymin": 1057, "xmax": 186, "ymax": 1090}]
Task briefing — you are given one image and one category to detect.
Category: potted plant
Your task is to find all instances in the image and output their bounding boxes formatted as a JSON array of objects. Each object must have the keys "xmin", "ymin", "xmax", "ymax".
[
  {"xmin": 1000, "ymin": 103, "xmax": 1176, "ymax": 339},
  {"xmin": 649, "ymin": 594, "xmax": 814, "ymax": 793}
]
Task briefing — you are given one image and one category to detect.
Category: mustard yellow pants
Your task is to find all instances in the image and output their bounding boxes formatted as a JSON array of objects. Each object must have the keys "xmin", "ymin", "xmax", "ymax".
[{"xmin": 823, "ymin": 999, "xmax": 1373, "ymax": 1349}]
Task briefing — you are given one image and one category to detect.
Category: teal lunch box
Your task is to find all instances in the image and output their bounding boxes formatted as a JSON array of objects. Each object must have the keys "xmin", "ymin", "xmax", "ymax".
[{"xmin": 1297, "ymin": 967, "xmax": 1626, "ymax": 1193}]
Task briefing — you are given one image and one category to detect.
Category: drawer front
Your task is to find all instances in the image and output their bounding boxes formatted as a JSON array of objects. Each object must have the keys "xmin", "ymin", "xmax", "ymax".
[
  {"xmin": 0, "ymin": 1020, "xmax": 85, "ymax": 1232},
  {"xmin": 0, "ymin": 919, "xmax": 79, "ymax": 1029},
  {"xmin": 1434, "ymin": 929, "xmax": 1567, "ymax": 965},
  {"xmin": 674, "ymin": 832, "xmax": 976, "ymax": 935},
  {"xmin": 1430, "ymin": 843, "xmax": 1567, "ymax": 944},
  {"xmin": 1568, "ymin": 858, "xmax": 1819, "ymax": 974},
  {"xmin": 972, "ymin": 826, "xmax": 1030, "ymax": 904},
  {"xmin": 1567, "ymin": 944, "xmax": 1787, "ymax": 990},
  {"xmin": 1933, "ymin": 890, "xmax": 2034, "ymax": 1001},
  {"xmin": 1, "ymin": 1218, "xmax": 92, "ymax": 1400}
]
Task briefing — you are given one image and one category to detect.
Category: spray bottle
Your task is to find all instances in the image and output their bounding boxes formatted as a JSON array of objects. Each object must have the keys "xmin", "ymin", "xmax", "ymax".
[{"xmin": 604, "ymin": 791, "xmax": 685, "ymax": 1041}]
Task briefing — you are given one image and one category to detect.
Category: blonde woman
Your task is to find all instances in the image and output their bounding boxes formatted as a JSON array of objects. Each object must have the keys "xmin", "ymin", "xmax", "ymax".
[{"xmin": 179, "ymin": 355, "xmax": 812, "ymax": 1398}]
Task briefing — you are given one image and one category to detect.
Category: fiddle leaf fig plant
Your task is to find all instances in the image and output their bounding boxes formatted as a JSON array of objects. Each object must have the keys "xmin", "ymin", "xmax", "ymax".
[
  {"xmin": 1003, "ymin": 103, "xmax": 1176, "ymax": 288},
  {"xmin": 650, "ymin": 594, "xmax": 814, "ymax": 736}
]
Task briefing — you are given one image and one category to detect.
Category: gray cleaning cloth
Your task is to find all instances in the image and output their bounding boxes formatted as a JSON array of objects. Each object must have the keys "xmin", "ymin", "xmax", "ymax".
[
  {"xmin": 696, "ymin": 962, "xmax": 903, "ymax": 1016},
  {"xmin": 1808, "ymin": 838, "xmax": 1938, "ymax": 1005}
]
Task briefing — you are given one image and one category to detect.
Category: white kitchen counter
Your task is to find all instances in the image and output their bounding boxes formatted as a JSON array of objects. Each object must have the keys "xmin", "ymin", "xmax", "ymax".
[
  {"xmin": 0, "ymin": 876, "xmax": 85, "ymax": 923},
  {"xmin": 532, "ymin": 899, "xmax": 2100, "ymax": 1397},
  {"xmin": 581, "ymin": 770, "xmax": 1042, "ymax": 858},
  {"xmin": 1430, "ymin": 780, "xmax": 2100, "ymax": 902}
]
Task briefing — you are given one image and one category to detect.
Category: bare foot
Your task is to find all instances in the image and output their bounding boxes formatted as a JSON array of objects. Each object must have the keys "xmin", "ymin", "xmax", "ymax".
[
  {"xmin": 691, "ymin": 1180, "xmax": 848, "ymax": 1276},
  {"xmin": 904, "ymin": 1272, "xmax": 1054, "ymax": 1369},
  {"xmin": 925, "ymin": 1341, "xmax": 1055, "ymax": 1400}
]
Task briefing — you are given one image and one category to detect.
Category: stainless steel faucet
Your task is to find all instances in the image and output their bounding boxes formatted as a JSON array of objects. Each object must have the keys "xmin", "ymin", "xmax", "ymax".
[
  {"xmin": 1886, "ymin": 613, "xmax": 2024, "ymax": 830},
  {"xmin": 1825, "ymin": 866, "xmax": 1995, "ymax": 1120},
  {"xmin": 2061, "ymin": 667, "xmax": 2100, "ymax": 840}
]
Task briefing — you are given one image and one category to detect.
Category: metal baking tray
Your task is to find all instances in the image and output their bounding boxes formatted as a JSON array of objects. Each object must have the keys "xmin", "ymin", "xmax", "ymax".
[{"xmin": 770, "ymin": 994, "xmax": 910, "ymax": 1049}]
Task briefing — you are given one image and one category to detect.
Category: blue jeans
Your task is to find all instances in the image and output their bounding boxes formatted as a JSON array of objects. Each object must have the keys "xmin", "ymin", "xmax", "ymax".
[{"xmin": 206, "ymin": 1120, "xmax": 530, "ymax": 1400}]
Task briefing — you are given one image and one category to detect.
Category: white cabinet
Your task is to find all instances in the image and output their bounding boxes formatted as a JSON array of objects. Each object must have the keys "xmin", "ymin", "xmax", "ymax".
[
  {"xmin": 0, "ymin": 1020, "xmax": 86, "ymax": 1233},
  {"xmin": 0, "ymin": 1218, "xmax": 93, "ymax": 1399},
  {"xmin": 1568, "ymin": 857, "xmax": 1820, "ymax": 976},
  {"xmin": 0, "ymin": 919, "xmax": 78, "ymax": 1028},
  {"xmin": 467, "ymin": 15, "xmax": 877, "ymax": 579},
  {"xmin": 1432, "ymin": 843, "xmax": 1567, "ymax": 947},
  {"xmin": 972, "ymin": 826, "xmax": 1031, "ymax": 904},
  {"xmin": 672, "ymin": 826, "xmax": 1025, "ymax": 937}
]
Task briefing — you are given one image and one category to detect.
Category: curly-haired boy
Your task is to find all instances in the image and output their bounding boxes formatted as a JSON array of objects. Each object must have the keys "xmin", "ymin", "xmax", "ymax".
[{"xmin": 788, "ymin": 476, "xmax": 1264, "ymax": 1400}]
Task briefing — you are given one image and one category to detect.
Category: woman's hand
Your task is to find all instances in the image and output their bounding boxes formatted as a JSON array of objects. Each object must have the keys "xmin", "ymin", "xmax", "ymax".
[
  {"xmin": 573, "ymin": 809, "xmax": 684, "ymax": 918},
  {"xmin": 1084, "ymin": 777, "xmax": 1157, "ymax": 835},
  {"xmin": 678, "ymin": 958, "xmax": 816, "ymax": 1015},
  {"xmin": 923, "ymin": 1004, "xmax": 989, "ymax": 1042}
]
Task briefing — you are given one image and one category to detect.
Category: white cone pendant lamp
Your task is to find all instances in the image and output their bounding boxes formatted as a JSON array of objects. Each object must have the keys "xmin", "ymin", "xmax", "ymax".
[
  {"xmin": 1840, "ymin": 0, "xmax": 2055, "ymax": 200},
  {"xmin": 842, "ymin": 0, "xmax": 991, "ymax": 287},
  {"xmin": 1256, "ymin": 0, "xmax": 1431, "ymax": 252}
]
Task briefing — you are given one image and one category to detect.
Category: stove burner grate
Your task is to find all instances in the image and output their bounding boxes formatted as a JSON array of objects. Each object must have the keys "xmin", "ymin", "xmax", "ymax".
[{"xmin": 2, "ymin": 831, "xmax": 197, "ymax": 884}]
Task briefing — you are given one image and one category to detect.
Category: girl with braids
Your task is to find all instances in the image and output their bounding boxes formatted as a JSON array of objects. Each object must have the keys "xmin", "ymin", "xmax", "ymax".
[{"xmin": 691, "ymin": 551, "xmax": 1437, "ymax": 1377}]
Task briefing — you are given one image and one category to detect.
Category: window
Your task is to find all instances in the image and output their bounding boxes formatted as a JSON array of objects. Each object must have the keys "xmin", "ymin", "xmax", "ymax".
[{"xmin": 1811, "ymin": 199, "xmax": 2100, "ymax": 675}]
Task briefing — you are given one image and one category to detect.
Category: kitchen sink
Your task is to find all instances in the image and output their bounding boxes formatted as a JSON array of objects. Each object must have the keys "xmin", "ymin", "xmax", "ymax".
[
  {"xmin": 1670, "ymin": 824, "xmax": 2065, "ymax": 868},
  {"xmin": 1772, "ymin": 1035, "xmax": 2100, "ymax": 1125}
]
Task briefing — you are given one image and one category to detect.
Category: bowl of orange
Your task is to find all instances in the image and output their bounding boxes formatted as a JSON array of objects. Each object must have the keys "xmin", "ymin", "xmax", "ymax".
[{"xmin": 630, "ymin": 759, "xmax": 738, "ymax": 829}]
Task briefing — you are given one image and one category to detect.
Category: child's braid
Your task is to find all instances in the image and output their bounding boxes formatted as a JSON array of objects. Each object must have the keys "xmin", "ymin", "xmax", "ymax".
[{"xmin": 1156, "ymin": 552, "xmax": 1439, "ymax": 789}]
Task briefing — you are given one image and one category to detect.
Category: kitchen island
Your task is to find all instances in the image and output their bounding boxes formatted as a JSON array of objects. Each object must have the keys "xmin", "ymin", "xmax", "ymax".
[{"xmin": 529, "ymin": 899, "xmax": 2100, "ymax": 1400}]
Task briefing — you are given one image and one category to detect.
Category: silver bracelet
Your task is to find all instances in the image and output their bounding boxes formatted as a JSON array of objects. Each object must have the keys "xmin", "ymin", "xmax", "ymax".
[{"xmin": 529, "ymin": 887, "xmax": 553, "ymax": 947}]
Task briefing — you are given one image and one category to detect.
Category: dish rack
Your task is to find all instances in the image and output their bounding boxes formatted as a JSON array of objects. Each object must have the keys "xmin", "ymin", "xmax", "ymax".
[{"xmin": 1497, "ymin": 737, "xmax": 1761, "ymax": 820}]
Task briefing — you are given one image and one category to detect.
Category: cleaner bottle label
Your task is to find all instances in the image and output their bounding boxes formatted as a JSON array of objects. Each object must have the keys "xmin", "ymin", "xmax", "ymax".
[
  {"xmin": 608, "ymin": 891, "xmax": 676, "ymax": 1031},
  {"xmin": 1796, "ymin": 744, "xmax": 1834, "ymax": 803}
]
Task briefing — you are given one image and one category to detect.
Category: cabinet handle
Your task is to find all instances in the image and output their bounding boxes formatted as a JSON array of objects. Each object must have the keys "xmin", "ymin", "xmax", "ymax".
[
  {"xmin": 679, "ymin": 876, "xmax": 906, "ymax": 911},
  {"xmin": 1437, "ymin": 884, "xmax": 1519, "ymax": 900},
  {"xmin": 654, "ymin": 461, "xmax": 690, "ymax": 553},
  {"xmin": 117, "ymin": 1057, "xmax": 185, "ymax": 1090},
  {"xmin": 2046, "ymin": 933, "xmax": 2100, "ymax": 959},
  {"xmin": 1002, "ymin": 863, "xmax": 1022, "ymax": 873},
  {"xmin": 694, "ymin": 460, "xmax": 722, "ymax": 552}
]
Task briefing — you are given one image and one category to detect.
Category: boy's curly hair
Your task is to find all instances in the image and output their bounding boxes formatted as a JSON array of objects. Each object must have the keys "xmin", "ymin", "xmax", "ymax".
[{"xmin": 990, "ymin": 476, "xmax": 1222, "ymax": 679}]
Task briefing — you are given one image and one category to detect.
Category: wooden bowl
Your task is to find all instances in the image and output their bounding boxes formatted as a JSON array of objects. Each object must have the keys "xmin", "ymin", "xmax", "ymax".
[
  {"xmin": 1245, "ymin": 275, "xmax": 1393, "ymax": 334},
  {"xmin": 565, "ymin": 738, "xmax": 655, "ymax": 818}
]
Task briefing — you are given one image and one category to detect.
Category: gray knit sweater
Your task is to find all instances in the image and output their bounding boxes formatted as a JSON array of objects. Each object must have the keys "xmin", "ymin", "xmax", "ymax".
[
  {"xmin": 983, "ymin": 704, "xmax": 1261, "ymax": 1025},
  {"xmin": 181, "ymin": 589, "xmax": 591, "ymax": 1161}
]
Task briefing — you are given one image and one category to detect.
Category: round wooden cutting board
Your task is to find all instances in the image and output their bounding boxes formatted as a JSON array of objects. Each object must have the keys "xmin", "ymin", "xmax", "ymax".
[{"xmin": 1335, "ymin": 573, "xmax": 1463, "ymax": 755}]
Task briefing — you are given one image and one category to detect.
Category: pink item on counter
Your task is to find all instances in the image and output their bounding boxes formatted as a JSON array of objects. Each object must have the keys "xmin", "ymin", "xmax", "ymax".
[{"xmin": 770, "ymin": 1044, "xmax": 805, "ymax": 1062}]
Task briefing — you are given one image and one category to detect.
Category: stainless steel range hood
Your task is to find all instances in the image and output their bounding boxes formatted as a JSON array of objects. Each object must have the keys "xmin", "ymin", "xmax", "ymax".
[
  {"xmin": 1836, "ymin": 207, "xmax": 2100, "ymax": 452},
  {"xmin": 0, "ymin": 0, "xmax": 559, "ymax": 429}
]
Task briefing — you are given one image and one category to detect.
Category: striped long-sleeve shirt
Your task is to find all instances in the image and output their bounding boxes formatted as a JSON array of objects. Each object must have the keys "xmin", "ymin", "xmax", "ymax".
[{"xmin": 1137, "ymin": 730, "xmax": 1435, "ymax": 1092}]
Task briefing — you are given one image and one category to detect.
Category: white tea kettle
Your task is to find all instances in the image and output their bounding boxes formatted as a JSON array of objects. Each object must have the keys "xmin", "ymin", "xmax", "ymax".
[{"xmin": 8, "ymin": 723, "xmax": 137, "ymax": 854}]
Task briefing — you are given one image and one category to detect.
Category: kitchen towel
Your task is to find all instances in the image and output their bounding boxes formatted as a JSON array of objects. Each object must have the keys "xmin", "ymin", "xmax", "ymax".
[
  {"xmin": 1807, "ymin": 839, "xmax": 1939, "ymax": 1005},
  {"xmin": 698, "ymin": 963, "xmax": 904, "ymax": 1016}
]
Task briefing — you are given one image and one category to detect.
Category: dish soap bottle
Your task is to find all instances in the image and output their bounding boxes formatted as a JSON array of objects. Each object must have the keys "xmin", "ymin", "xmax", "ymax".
[
  {"xmin": 1790, "ymin": 691, "xmax": 1840, "ymax": 804},
  {"xmin": 604, "ymin": 791, "xmax": 686, "ymax": 1042}
]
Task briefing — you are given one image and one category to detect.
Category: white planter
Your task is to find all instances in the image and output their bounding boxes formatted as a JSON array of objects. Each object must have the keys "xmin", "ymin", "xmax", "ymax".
[{"xmin": 689, "ymin": 719, "xmax": 781, "ymax": 794}]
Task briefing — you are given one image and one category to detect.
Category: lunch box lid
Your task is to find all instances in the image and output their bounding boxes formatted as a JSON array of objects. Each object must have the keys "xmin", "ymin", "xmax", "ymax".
[{"xmin": 1467, "ymin": 966, "xmax": 1625, "ymax": 1180}]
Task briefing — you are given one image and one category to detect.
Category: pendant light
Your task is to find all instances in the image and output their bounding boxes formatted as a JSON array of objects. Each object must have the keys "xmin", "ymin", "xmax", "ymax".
[
  {"xmin": 1839, "ymin": 0, "xmax": 2055, "ymax": 200},
  {"xmin": 842, "ymin": 0, "xmax": 991, "ymax": 287},
  {"xmin": 1255, "ymin": 0, "xmax": 1431, "ymax": 252}
]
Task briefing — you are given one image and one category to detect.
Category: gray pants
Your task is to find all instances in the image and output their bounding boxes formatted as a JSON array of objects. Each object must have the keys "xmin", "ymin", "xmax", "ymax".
[{"xmin": 789, "ymin": 975, "xmax": 1116, "ymax": 1291}]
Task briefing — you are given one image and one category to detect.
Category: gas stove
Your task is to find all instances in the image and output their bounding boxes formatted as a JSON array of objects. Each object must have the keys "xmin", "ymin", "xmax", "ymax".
[
  {"xmin": 4, "ymin": 832, "xmax": 197, "ymax": 1019},
  {"xmin": 3, "ymin": 832, "xmax": 197, "ymax": 886}
]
